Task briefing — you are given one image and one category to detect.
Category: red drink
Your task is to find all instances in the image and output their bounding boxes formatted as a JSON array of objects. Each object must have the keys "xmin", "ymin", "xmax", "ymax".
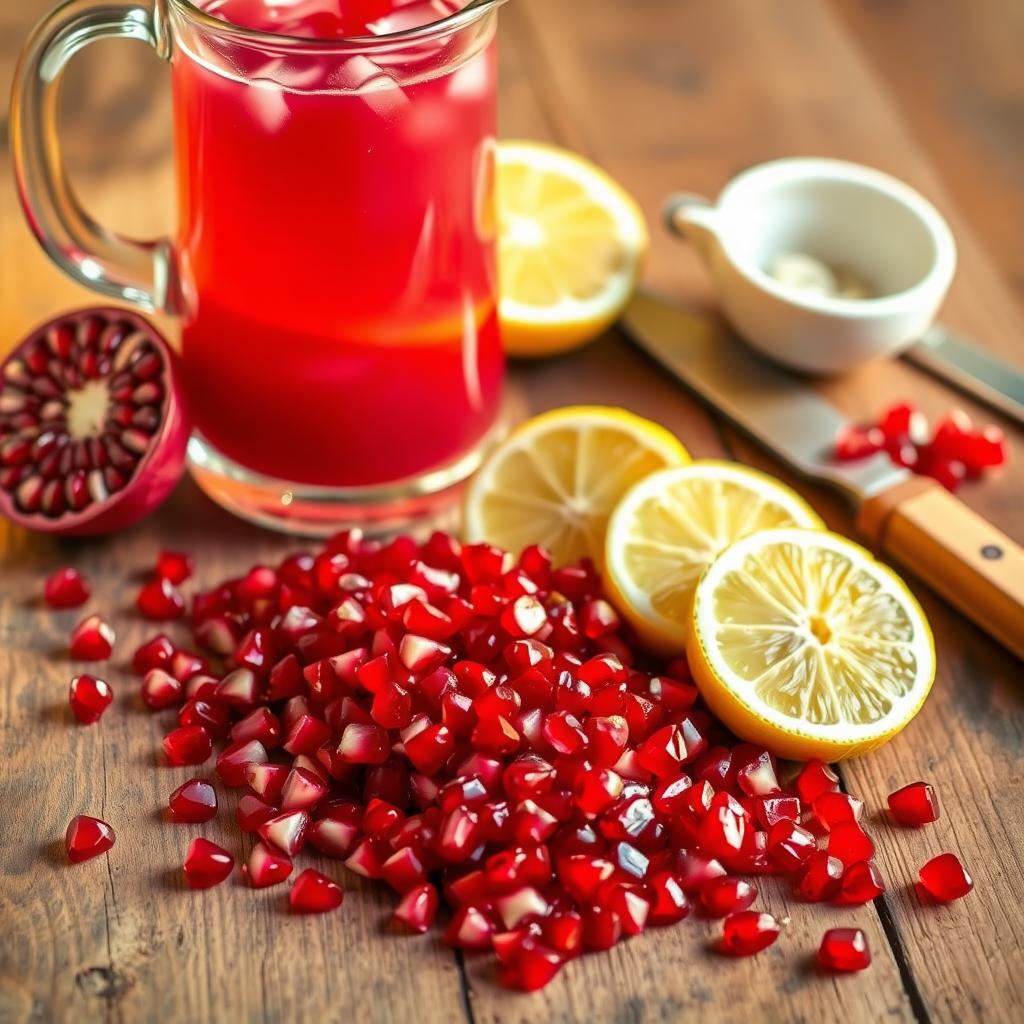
[{"xmin": 173, "ymin": 0, "xmax": 503, "ymax": 486}]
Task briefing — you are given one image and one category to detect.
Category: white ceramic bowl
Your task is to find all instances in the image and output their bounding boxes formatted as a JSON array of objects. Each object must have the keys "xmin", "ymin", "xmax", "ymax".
[{"xmin": 665, "ymin": 158, "xmax": 957, "ymax": 375}]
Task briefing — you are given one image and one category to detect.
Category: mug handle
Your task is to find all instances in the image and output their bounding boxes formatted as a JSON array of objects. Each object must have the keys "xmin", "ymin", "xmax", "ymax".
[{"xmin": 10, "ymin": 0, "xmax": 173, "ymax": 313}]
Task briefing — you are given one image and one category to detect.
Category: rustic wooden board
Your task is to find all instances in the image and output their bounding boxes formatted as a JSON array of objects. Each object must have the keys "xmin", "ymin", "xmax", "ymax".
[{"xmin": 1, "ymin": 1, "xmax": 1022, "ymax": 1022}]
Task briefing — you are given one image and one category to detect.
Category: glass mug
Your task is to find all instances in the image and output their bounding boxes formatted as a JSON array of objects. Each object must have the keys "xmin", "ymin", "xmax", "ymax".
[{"xmin": 12, "ymin": 0, "xmax": 508, "ymax": 534}]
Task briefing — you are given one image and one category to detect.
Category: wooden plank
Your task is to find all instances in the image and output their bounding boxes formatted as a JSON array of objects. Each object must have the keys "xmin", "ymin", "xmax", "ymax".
[
  {"xmin": 827, "ymin": 0, "xmax": 1024, "ymax": 321},
  {"xmin": 498, "ymin": 2, "xmax": 1024, "ymax": 1023}
]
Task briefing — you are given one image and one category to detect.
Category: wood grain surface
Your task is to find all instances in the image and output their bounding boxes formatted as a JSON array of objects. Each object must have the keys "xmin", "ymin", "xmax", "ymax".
[{"xmin": 1, "ymin": 2, "xmax": 1022, "ymax": 1022}]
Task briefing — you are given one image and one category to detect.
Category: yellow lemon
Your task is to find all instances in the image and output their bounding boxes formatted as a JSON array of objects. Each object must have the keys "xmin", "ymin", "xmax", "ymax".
[
  {"xmin": 605, "ymin": 461, "xmax": 823, "ymax": 655},
  {"xmin": 463, "ymin": 405, "xmax": 689, "ymax": 566},
  {"xmin": 687, "ymin": 528, "xmax": 936, "ymax": 761},
  {"xmin": 497, "ymin": 141, "xmax": 648, "ymax": 358}
]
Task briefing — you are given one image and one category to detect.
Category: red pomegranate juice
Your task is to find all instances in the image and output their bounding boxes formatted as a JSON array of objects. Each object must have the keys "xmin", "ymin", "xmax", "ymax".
[{"xmin": 174, "ymin": 0, "xmax": 503, "ymax": 486}]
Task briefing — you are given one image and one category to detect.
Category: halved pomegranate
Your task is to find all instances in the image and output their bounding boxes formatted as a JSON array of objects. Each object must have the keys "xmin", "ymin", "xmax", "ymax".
[{"xmin": 0, "ymin": 309, "xmax": 190, "ymax": 535}]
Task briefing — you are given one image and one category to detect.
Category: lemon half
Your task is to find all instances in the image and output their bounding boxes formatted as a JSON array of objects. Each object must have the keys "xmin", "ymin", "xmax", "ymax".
[
  {"xmin": 687, "ymin": 528, "xmax": 935, "ymax": 761},
  {"xmin": 497, "ymin": 142, "xmax": 648, "ymax": 358}
]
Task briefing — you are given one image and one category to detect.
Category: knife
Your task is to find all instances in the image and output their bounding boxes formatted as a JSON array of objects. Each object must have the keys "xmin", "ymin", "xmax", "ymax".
[
  {"xmin": 905, "ymin": 324, "xmax": 1024, "ymax": 426},
  {"xmin": 621, "ymin": 289, "xmax": 1024, "ymax": 661}
]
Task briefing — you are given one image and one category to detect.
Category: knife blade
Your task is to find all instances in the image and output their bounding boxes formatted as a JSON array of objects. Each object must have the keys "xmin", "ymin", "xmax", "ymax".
[
  {"xmin": 620, "ymin": 289, "xmax": 1024, "ymax": 660},
  {"xmin": 904, "ymin": 325, "xmax": 1024, "ymax": 426}
]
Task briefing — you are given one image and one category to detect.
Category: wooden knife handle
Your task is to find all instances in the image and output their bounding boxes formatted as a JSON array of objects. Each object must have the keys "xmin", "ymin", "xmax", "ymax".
[{"xmin": 857, "ymin": 477, "xmax": 1024, "ymax": 660}]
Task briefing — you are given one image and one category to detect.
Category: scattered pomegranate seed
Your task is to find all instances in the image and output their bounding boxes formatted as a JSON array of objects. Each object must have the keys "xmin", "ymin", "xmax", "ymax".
[
  {"xmin": 245, "ymin": 841, "xmax": 293, "ymax": 888},
  {"xmin": 793, "ymin": 760, "xmax": 840, "ymax": 804},
  {"xmin": 795, "ymin": 852, "xmax": 844, "ymax": 902},
  {"xmin": 69, "ymin": 615, "xmax": 115, "ymax": 661},
  {"xmin": 290, "ymin": 868, "xmax": 343, "ymax": 913},
  {"xmin": 835, "ymin": 861, "xmax": 886, "ymax": 905},
  {"xmin": 142, "ymin": 668, "xmax": 183, "ymax": 710},
  {"xmin": 137, "ymin": 576, "xmax": 186, "ymax": 620},
  {"xmin": 700, "ymin": 877, "xmax": 757, "ymax": 917},
  {"xmin": 826, "ymin": 822, "xmax": 876, "ymax": 867},
  {"xmin": 155, "ymin": 549, "xmax": 194, "ymax": 584},
  {"xmin": 183, "ymin": 837, "xmax": 234, "ymax": 889},
  {"xmin": 393, "ymin": 883, "xmax": 439, "ymax": 932},
  {"xmin": 133, "ymin": 634, "xmax": 176, "ymax": 674},
  {"xmin": 44, "ymin": 567, "xmax": 90, "ymax": 609},
  {"xmin": 918, "ymin": 853, "xmax": 973, "ymax": 902},
  {"xmin": 162, "ymin": 724, "xmax": 213, "ymax": 766},
  {"xmin": 720, "ymin": 911, "xmax": 782, "ymax": 956},
  {"xmin": 65, "ymin": 815, "xmax": 115, "ymax": 862},
  {"xmin": 168, "ymin": 778, "xmax": 217, "ymax": 823},
  {"xmin": 818, "ymin": 928, "xmax": 871, "ymax": 972},
  {"xmin": 887, "ymin": 781, "xmax": 939, "ymax": 826},
  {"xmin": 68, "ymin": 674, "xmax": 113, "ymax": 723},
  {"xmin": 835, "ymin": 401, "xmax": 1009, "ymax": 490}
]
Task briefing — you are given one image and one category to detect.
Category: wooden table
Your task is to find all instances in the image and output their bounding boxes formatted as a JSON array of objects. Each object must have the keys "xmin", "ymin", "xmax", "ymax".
[{"xmin": 2, "ymin": 2, "xmax": 1022, "ymax": 1021}]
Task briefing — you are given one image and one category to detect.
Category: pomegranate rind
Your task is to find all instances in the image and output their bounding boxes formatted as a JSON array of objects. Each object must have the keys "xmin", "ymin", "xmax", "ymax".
[{"xmin": 0, "ymin": 308, "xmax": 190, "ymax": 536}]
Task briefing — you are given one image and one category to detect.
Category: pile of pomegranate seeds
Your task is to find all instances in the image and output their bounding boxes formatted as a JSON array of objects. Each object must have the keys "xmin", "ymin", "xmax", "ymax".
[
  {"xmin": 53, "ymin": 530, "xmax": 973, "ymax": 989},
  {"xmin": 835, "ymin": 401, "xmax": 1009, "ymax": 491}
]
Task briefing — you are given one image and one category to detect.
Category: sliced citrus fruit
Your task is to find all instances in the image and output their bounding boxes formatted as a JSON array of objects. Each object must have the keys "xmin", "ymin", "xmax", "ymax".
[
  {"xmin": 497, "ymin": 141, "xmax": 648, "ymax": 358},
  {"xmin": 605, "ymin": 461, "xmax": 824, "ymax": 655},
  {"xmin": 463, "ymin": 406, "xmax": 689, "ymax": 566},
  {"xmin": 687, "ymin": 528, "xmax": 935, "ymax": 761}
]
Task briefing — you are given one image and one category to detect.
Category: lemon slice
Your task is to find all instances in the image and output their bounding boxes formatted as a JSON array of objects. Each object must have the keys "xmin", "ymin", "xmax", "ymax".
[
  {"xmin": 497, "ymin": 141, "xmax": 648, "ymax": 358},
  {"xmin": 687, "ymin": 528, "xmax": 935, "ymax": 761},
  {"xmin": 605, "ymin": 462, "xmax": 824, "ymax": 655},
  {"xmin": 463, "ymin": 406, "xmax": 689, "ymax": 565}
]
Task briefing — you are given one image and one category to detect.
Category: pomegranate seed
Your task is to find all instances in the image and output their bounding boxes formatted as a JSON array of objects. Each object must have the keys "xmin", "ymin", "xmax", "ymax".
[
  {"xmin": 183, "ymin": 837, "xmax": 234, "ymax": 888},
  {"xmin": 755, "ymin": 795, "xmax": 801, "ymax": 829},
  {"xmin": 168, "ymin": 778, "xmax": 217, "ymax": 823},
  {"xmin": 793, "ymin": 759, "xmax": 840, "ymax": 804},
  {"xmin": 68, "ymin": 674, "xmax": 113, "ymax": 723},
  {"xmin": 339, "ymin": 722, "xmax": 390, "ymax": 764},
  {"xmin": 675, "ymin": 851, "xmax": 728, "ymax": 894},
  {"xmin": 308, "ymin": 817, "xmax": 359, "ymax": 859},
  {"xmin": 818, "ymin": 928, "xmax": 871, "ymax": 972},
  {"xmin": 237, "ymin": 794, "xmax": 277, "ymax": 832},
  {"xmin": 141, "ymin": 668, "xmax": 183, "ymax": 710},
  {"xmin": 65, "ymin": 815, "xmax": 115, "ymax": 862},
  {"xmin": 836, "ymin": 861, "xmax": 886, "ymax": 905},
  {"xmin": 827, "ymin": 822, "xmax": 876, "ymax": 867},
  {"xmin": 887, "ymin": 781, "xmax": 939, "ymax": 826},
  {"xmin": 720, "ymin": 911, "xmax": 782, "ymax": 956},
  {"xmin": 258, "ymin": 809, "xmax": 309, "ymax": 856},
  {"xmin": 244, "ymin": 841, "xmax": 293, "ymax": 888},
  {"xmin": 835, "ymin": 424, "xmax": 884, "ymax": 461},
  {"xmin": 216, "ymin": 739, "xmax": 269, "ymax": 787},
  {"xmin": 701, "ymin": 877, "xmax": 757, "ymax": 917},
  {"xmin": 179, "ymin": 698, "xmax": 230, "ymax": 739},
  {"xmin": 280, "ymin": 767, "xmax": 328, "ymax": 811},
  {"xmin": 505, "ymin": 945, "xmax": 563, "ymax": 991},
  {"xmin": 918, "ymin": 853, "xmax": 973, "ymax": 902},
  {"xmin": 163, "ymin": 724, "xmax": 212, "ymax": 765},
  {"xmin": 647, "ymin": 870, "xmax": 691, "ymax": 926},
  {"xmin": 137, "ymin": 576, "xmax": 186, "ymax": 620},
  {"xmin": 169, "ymin": 650, "xmax": 207, "ymax": 683},
  {"xmin": 813, "ymin": 791, "xmax": 864, "ymax": 830},
  {"xmin": 246, "ymin": 762, "xmax": 289, "ymax": 804},
  {"xmin": 133, "ymin": 634, "xmax": 176, "ymax": 674},
  {"xmin": 393, "ymin": 883, "xmax": 439, "ymax": 932},
  {"xmin": 230, "ymin": 707, "xmax": 281, "ymax": 748},
  {"xmin": 767, "ymin": 819, "xmax": 816, "ymax": 872},
  {"xmin": 445, "ymin": 906, "xmax": 496, "ymax": 949},
  {"xmin": 290, "ymin": 864, "xmax": 346, "ymax": 913},
  {"xmin": 795, "ymin": 852, "xmax": 844, "ymax": 902},
  {"xmin": 879, "ymin": 401, "xmax": 928, "ymax": 445},
  {"xmin": 543, "ymin": 911, "xmax": 584, "ymax": 956},
  {"xmin": 581, "ymin": 905, "xmax": 622, "ymax": 950},
  {"xmin": 155, "ymin": 549, "xmax": 193, "ymax": 584},
  {"xmin": 399, "ymin": 634, "xmax": 452, "ymax": 673},
  {"xmin": 69, "ymin": 614, "xmax": 115, "ymax": 660},
  {"xmin": 44, "ymin": 567, "xmax": 90, "ymax": 608}
]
